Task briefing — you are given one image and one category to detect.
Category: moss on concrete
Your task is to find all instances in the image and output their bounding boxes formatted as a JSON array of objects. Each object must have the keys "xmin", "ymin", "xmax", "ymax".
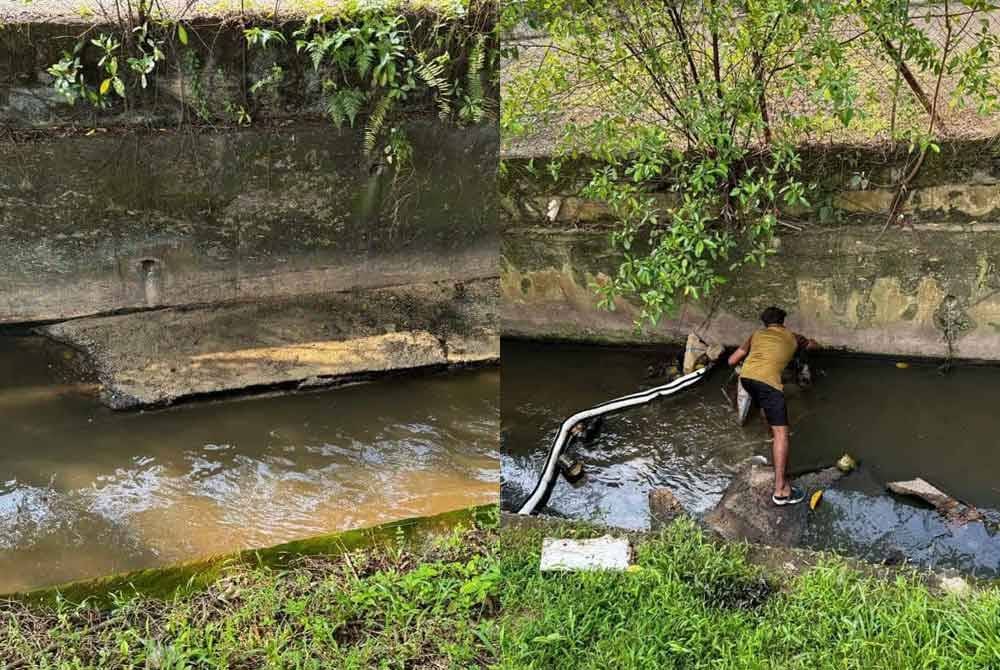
[{"xmin": 10, "ymin": 504, "xmax": 497, "ymax": 609}]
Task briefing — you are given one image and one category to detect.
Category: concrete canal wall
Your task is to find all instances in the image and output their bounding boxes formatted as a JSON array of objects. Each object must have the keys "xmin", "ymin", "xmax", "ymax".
[
  {"xmin": 1, "ymin": 6, "xmax": 499, "ymax": 405},
  {"xmin": 501, "ymin": 142, "xmax": 1000, "ymax": 360}
]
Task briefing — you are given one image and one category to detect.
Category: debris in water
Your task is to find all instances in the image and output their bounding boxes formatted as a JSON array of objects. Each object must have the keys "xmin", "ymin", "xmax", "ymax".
[
  {"xmin": 646, "ymin": 361, "xmax": 679, "ymax": 380},
  {"xmin": 887, "ymin": 478, "xmax": 984, "ymax": 525},
  {"xmin": 836, "ymin": 453, "xmax": 857, "ymax": 473},
  {"xmin": 649, "ymin": 488, "xmax": 687, "ymax": 530},
  {"xmin": 682, "ymin": 333, "xmax": 723, "ymax": 374},
  {"xmin": 557, "ymin": 454, "xmax": 585, "ymax": 482},
  {"xmin": 809, "ymin": 490, "xmax": 823, "ymax": 510},
  {"xmin": 540, "ymin": 536, "xmax": 632, "ymax": 572},
  {"xmin": 895, "ymin": 362, "xmax": 910, "ymax": 369}
]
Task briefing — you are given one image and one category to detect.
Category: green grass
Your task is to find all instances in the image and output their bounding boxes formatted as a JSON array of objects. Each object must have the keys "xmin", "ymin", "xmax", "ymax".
[
  {"xmin": 498, "ymin": 518, "xmax": 1000, "ymax": 670},
  {"xmin": 1, "ymin": 518, "xmax": 499, "ymax": 669},
  {"xmin": 8, "ymin": 513, "xmax": 1000, "ymax": 668}
]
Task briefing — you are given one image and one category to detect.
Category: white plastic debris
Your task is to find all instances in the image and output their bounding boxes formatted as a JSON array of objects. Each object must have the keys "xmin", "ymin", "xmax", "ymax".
[
  {"xmin": 938, "ymin": 576, "xmax": 971, "ymax": 597},
  {"xmin": 539, "ymin": 535, "xmax": 632, "ymax": 572}
]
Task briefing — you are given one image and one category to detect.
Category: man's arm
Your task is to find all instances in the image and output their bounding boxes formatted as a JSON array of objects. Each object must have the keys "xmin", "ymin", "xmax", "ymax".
[{"xmin": 728, "ymin": 336, "xmax": 753, "ymax": 367}]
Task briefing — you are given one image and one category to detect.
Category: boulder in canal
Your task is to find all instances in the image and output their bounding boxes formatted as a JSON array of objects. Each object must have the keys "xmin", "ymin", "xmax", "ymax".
[{"xmin": 704, "ymin": 463, "xmax": 849, "ymax": 547}]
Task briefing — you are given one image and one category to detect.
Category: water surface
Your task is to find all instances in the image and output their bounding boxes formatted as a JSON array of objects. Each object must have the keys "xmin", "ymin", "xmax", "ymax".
[
  {"xmin": 502, "ymin": 339, "xmax": 1000, "ymax": 575},
  {"xmin": 0, "ymin": 336, "xmax": 498, "ymax": 593}
]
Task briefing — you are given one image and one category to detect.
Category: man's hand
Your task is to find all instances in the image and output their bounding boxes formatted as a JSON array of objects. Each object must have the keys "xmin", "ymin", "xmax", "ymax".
[{"xmin": 795, "ymin": 333, "xmax": 819, "ymax": 351}]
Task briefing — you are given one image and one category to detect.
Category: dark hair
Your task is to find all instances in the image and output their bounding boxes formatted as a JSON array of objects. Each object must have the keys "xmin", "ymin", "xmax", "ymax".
[{"xmin": 760, "ymin": 306, "xmax": 786, "ymax": 326}]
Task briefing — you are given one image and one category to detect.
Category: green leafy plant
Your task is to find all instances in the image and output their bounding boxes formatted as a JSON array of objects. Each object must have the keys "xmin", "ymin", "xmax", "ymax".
[
  {"xmin": 502, "ymin": 0, "xmax": 1000, "ymax": 327},
  {"xmin": 278, "ymin": 4, "xmax": 497, "ymax": 165},
  {"xmin": 47, "ymin": 53, "xmax": 88, "ymax": 105},
  {"xmin": 243, "ymin": 26, "xmax": 287, "ymax": 48},
  {"xmin": 46, "ymin": 2, "xmax": 499, "ymax": 165},
  {"xmin": 92, "ymin": 34, "xmax": 125, "ymax": 99},
  {"xmin": 126, "ymin": 22, "xmax": 165, "ymax": 89}
]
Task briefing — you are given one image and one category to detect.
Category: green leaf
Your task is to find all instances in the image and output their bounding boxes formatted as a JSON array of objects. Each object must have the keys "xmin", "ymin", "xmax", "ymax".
[{"xmin": 177, "ymin": 24, "xmax": 188, "ymax": 46}]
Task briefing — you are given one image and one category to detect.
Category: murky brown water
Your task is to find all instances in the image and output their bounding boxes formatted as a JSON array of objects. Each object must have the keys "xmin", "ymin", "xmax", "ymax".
[
  {"xmin": 0, "ymin": 336, "xmax": 498, "ymax": 594},
  {"xmin": 502, "ymin": 339, "xmax": 1000, "ymax": 576}
]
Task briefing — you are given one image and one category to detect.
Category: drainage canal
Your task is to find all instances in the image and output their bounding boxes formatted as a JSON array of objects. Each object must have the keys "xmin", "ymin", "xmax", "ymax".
[{"xmin": 501, "ymin": 339, "xmax": 1000, "ymax": 576}]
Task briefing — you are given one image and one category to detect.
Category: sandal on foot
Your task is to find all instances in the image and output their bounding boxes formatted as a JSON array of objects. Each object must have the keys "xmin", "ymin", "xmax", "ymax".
[{"xmin": 772, "ymin": 486, "xmax": 806, "ymax": 507}]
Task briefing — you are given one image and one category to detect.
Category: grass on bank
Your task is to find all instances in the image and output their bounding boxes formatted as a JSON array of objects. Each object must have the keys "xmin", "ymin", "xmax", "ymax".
[
  {"xmin": 498, "ymin": 517, "xmax": 1000, "ymax": 670},
  {"xmin": 0, "ymin": 518, "xmax": 499, "ymax": 670}
]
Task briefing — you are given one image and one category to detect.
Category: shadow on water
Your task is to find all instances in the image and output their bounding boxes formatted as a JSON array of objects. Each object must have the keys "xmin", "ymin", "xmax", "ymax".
[
  {"xmin": 0, "ymin": 336, "xmax": 499, "ymax": 593},
  {"xmin": 501, "ymin": 339, "xmax": 1000, "ymax": 576}
]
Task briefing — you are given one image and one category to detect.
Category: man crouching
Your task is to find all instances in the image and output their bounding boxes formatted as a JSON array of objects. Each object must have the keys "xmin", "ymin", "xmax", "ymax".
[{"xmin": 728, "ymin": 306, "xmax": 817, "ymax": 507}]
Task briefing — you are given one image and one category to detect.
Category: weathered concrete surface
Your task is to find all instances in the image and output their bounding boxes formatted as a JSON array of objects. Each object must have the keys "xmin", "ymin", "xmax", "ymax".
[
  {"xmin": 703, "ymin": 464, "xmax": 847, "ymax": 547},
  {"xmin": 43, "ymin": 278, "xmax": 499, "ymax": 408},
  {"xmin": 502, "ymin": 224, "xmax": 1000, "ymax": 359},
  {"xmin": 0, "ymin": 122, "xmax": 498, "ymax": 324},
  {"xmin": 501, "ymin": 143, "xmax": 1000, "ymax": 359}
]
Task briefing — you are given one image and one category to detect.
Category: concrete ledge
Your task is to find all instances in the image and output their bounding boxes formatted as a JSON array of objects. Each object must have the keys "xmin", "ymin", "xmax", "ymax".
[
  {"xmin": 43, "ymin": 278, "xmax": 499, "ymax": 408},
  {"xmin": 502, "ymin": 223, "xmax": 1000, "ymax": 360}
]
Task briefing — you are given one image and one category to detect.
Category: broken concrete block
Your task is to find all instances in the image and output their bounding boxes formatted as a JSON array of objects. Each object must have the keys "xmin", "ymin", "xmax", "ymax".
[
  {"xmin": 887, "ymin": 478, "xmax": 984, "ymax": 525},
  {"xmin": 649, "ymin": 488, "xmax": 687, "ymax": 531},
  {"xmin": 539, "ymin": 536, "xmax": 631, "ymax": 572}
]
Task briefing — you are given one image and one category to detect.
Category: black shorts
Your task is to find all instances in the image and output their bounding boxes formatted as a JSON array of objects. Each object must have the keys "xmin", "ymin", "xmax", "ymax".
[{"xmin": 740, "ymin": 378, "xmax": 788, "ymax": 427}]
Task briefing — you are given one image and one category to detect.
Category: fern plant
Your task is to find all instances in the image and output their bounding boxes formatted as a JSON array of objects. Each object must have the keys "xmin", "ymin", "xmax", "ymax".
[
  {"xmin": 281, "ymin": 5, "xmax": 496, "ymax": 165},
  {"xmin": 457, "ymin": 33, "xmax": 488, "ymax": 124},
  {"xmin": 325, "ymin": 87, "xmax": 366, "ymax": 128}
]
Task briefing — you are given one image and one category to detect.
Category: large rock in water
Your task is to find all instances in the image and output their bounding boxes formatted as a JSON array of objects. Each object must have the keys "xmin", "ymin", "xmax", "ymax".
[{"xmin": 704, "ymin": 464, "xmax": 848, "ymax": 547}]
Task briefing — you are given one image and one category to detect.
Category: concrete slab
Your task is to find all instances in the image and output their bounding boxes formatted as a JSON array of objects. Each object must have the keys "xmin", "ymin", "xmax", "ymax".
[
  {"xmin": 43, "ymin": 278, "xmax": 498, "ymax": 408},
  {"xmin": 539, "ymin": 536, "xmax": 631, "ymax": 572},
  {"xmin": 887, "ymin": 477, "xmax": 985, "ymax": 525}
]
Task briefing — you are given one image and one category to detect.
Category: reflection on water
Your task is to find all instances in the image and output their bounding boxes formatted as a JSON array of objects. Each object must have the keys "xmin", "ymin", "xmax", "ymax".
[
  {"xmin": 502, "ymin": 339, "xmax": 1000, "ymax": 575},
  {"xmin": 0, "ymin": 337, "xmax": 498, "ymax": 593}
]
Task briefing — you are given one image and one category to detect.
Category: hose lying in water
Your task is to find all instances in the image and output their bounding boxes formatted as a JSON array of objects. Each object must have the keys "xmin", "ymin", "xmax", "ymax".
[{"xmin": 516, "ymin": 362, "xmax": 716, "ymax": 515}]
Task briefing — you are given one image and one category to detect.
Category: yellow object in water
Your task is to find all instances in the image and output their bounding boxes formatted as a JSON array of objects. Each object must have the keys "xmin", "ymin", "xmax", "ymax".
[
  {"xmin": 837, "ymin": 453, "xmax": 857, "ymax": 472},
  {"xmin": 810, "ymin": 490, "xmax": 823, "ymax": 510},
  {"xmin": 896, "ymin": 362, "xmax": 909, "ymax": 369}
]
